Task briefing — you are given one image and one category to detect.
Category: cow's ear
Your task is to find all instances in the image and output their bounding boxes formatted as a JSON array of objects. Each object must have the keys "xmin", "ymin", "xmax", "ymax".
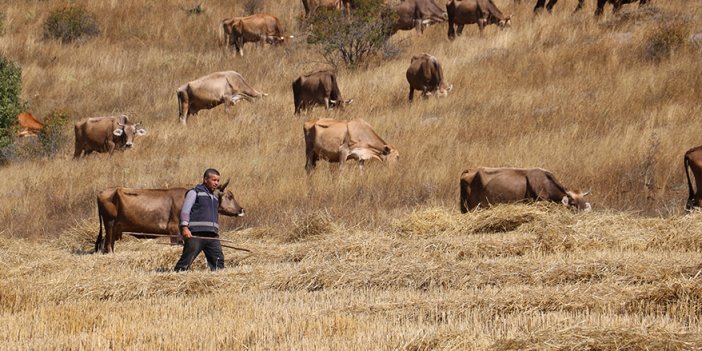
[
  {"xmin": 136, "ymin": 128, "xmax": 147, "ymax": 136},
  {"xmin": 113, "ymin": 128, "xmax": 124, "ymax": 136},
  {"xmin": 561, "ymin": 195, "xmax": 570, "ymax": 206}
]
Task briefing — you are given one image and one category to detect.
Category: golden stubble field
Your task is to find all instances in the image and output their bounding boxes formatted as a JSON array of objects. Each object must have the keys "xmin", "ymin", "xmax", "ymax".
[{"xmin": 1, "ymin": 0, "xmax": 702, "ymax": 349}]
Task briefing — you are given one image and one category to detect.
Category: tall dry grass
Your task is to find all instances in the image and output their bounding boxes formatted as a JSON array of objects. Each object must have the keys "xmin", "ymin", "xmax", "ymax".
[{"xmin": 1, "ymin": 0, "xmax": 702, "ymax": 349}]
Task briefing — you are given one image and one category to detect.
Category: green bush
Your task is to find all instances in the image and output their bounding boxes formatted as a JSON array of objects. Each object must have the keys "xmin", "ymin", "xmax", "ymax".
[
  {"xmin": 43, "ymin": 5, "xmax": 100, "ymax": 43},
  {"xmin": 0, "ymin": 56, "xmax": 25, "ymax": 160},
  {"xmin": 305, "ymin": 0, "xmax": 394, "ymax": 68}
]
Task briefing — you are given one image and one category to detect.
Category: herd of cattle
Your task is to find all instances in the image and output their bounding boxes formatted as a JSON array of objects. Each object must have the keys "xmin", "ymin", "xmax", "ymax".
[{"xmin": 12, "ymin": 0, "xmax": 673, "ymax": 253}]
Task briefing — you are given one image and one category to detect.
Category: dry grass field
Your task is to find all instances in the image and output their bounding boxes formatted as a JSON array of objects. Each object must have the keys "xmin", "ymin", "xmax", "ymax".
[{"xmin": 1, "ymin": 0, "xmax": 702, "ymax": 349}]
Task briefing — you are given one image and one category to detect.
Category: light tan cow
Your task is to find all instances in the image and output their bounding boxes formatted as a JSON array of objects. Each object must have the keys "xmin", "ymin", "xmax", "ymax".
[
  {"xmin": 301, "ymin": 0, "xmax": 342, "ymax": 17},
  {"xmin": 303, "ymin": 118, "xmax": 399, "ymax": 173},
  {"xmin": 176, "ymin": 71, "xmax": 266, "ymax": 125},
  {"xmin": 16, "ymin": 112, "xmax": 44, "ymax": 137},
  {"xmin": 221, "ymin": 14, "xmax": 292, "ymax": 57},
  {"xmin": 405, "ymin": 53, "xmax": 453, "ymax": 101},
  {"xmin": 446, "ymin": 0, "xmax": 511, "ymax": 39},
  {"xmin": 459, "ymin": 167, "xmax": 591, "ymax": 212}
]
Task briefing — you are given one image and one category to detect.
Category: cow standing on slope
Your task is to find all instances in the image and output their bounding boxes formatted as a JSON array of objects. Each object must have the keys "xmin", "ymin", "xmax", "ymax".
[
  {"xmin": 304, "ymin": 118, "xmax": 399, "ymax": 173},
  {"xmin": 177, "ymin": 71, "xmax": 266, "ymax": 126},
  {"xmin": 221, "ymin": 14, "xmax": 293, "ymax": 57},
  {"xmin": 391, "ymin": 0, "xmax": 448, "ymax": 34},
  {"xmin": 533, "ymin": 0, "xmax": 649, "ymax": 16},
  {"xmin": 406, "ymin": 53, "xmax": 453, "ymax": 102},
  {"xmin": 447, "ymin": 0, "xmax": 511, "ymax": 38},
  {"xmin": 73, "ymin": 115, "xmax": 147, "ymax": 159},
  {"xmin": 292, "ymin": 70, "xmax": 352, "ymax": 114},
  {"xmin": 460, "ymin": 167, "xmax": 591, "ymax": 212}
]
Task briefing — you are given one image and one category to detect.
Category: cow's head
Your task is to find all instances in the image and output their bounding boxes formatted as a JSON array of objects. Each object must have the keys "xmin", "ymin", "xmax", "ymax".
[
  {"xmin": 330, "ymin": 98, "xmax": 354, "ymax": 109},
  {"xmin": 112, "ymin": 115, "xmax": 147, "ymax": 148},
  {"xmin": 498, "ymin": 15, "xmax": 512, "ymax": 29},
  {"xmin": 381, "ymin": 144, "xmax": 400, "ymax": 166},
  {"xmin": 214, "ymin": 178, "xmax": 245, "ymax": 217},
  {"xmin": 562, "ymin": 189, "xmax": 592, "ymax": 212}
]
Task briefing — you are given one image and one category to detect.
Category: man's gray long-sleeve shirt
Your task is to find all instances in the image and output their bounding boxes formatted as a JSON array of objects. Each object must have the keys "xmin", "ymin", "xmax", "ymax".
[{"xmin": 180, "ymin": 190, "xmax": 197, "ymax": 226}]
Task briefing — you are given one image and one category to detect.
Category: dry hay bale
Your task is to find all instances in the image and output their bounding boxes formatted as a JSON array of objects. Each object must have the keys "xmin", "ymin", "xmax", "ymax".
[
  {"xmin": 625, "ymin": 280, "xmax": 702, "ymax": 315},
  {"xmin": 465, "ymin": 203, "xmax": 564, "ymax": 235},
  {"xmin": 391, "ymin": 207, "xmax": 462, "ymax": 238},
  {"xmin": 53, "ymin": 219, "xmax": 99, "ymax": 253},
  {"xmin": 284, "ymin": 210, "xmax": 337, "ymax": 243},
  {"xmin": 492, "ymin": 325, "xmax": 702, "ymax": 350},
  {"xmin": 645, "ymin": 213, "xmax": 702, "ymax": 251}
]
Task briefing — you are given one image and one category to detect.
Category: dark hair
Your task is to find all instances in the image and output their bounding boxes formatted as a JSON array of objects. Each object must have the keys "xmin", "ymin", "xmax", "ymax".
[{"xmin": 203, "ymin": 168, "xmax": 220, "ymax": 179}]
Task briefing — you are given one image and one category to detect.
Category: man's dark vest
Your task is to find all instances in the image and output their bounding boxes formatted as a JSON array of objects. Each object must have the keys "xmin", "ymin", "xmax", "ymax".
[{"xmin": 188, "ymin": 183, "xmax": 219, "ymax": 234}]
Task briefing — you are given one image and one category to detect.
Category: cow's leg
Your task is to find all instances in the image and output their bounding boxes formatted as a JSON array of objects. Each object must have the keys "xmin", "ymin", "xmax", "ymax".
[
  {"xmin": 546, "ymin": 0, "xmax": 558, "ymax": 13},
  {"xmin": 102, "ymin": 220, "xmax": 114, "ymax": 253},
  {"xmin": 237, "ymin": 37, "xmax": 244, "ymax": 56},
  {"xmin": 574, "ymin": 0, "xmax": 585, "ymax": 12},
  {"xmin": 595, "ymin": 0, "xmax": 607, "ymax": 15},
  {"xmin": 534, "ymin": 0, "xmax": 546, "ymax": 13},
  {"xmin": 73, "ymin": 144, "xmax": 83, "ymax": 159},
  {"xmin": 612, "ymin": 0, "xmax": 623, "ymax": 14},
  {"xmin": 478, "ymin": 19, "xmax": 486, "ymax": 33},
  {"xmin": 408, "ymin": 87, "xmax": 414, "ymax": 102},
  {"xmin": 457, "ymin": 24, "xmax": 464, "ymax": 36},
  {"xmin": 324, "ymin": 97, "xmax": 331, "ymax": 110},
  {"xmin": 107, "ymin": 141, "xmax": 116, "ymax": 154},
  {"xmin": 178, "ymin": 89, "xmax": 190, "ymax": 126}
]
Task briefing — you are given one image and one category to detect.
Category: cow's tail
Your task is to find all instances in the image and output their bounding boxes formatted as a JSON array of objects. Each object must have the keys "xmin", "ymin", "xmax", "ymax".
[
  {"xmin": 95, "ymin": 202, "xmax": 103, "ymax": 253},
  {"xmin": 292, "ymin": 78, "xmax": 301, "ymax": 114},
  {"xmin": 685, "ymin": 151, "xmax": 695, "ymax": 210},
  {"xmin": 459, "ymin": 172, "xmax": 469, "ymax": 214}
]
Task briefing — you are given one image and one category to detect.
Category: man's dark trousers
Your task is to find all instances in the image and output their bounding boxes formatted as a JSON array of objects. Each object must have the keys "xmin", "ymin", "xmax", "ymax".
[{"xmin": 174, "ymin": 232, "xmax": 224, "ymax": 271}]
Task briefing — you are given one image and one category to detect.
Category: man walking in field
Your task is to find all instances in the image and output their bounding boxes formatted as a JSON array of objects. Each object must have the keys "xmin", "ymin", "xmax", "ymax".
[{"xmin": 174, "ymin": 168, "xmax": 226, "ymax": 272}]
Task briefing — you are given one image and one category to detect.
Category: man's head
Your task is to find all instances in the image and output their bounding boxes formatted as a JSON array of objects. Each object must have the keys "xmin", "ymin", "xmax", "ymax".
[{"xmin": 202, "ymin": 168, "xmax": 221, "ymax": 192}]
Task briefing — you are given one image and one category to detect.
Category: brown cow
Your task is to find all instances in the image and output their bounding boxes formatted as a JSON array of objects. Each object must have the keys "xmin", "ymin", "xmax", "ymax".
[
  {"xmin": 177, "ymin": 71, "xmax": 266, "ymax": 126},
  {"xmin": 292, "ymin": 70, "xmax": 352, "ymax": 114},
  {"xmin": 16, "ymin": 112, "xmax": 44, "ymax": 137},
  {"xmin": 304, "ymin": 118, "xmax": 399, "ymax": 173},
  {"xmin": 447, "ymin": 0, "xmax": 511, "ymax": 39},
  {"xmin": 221, "ymin": 14, "xmax": 292, "ymax": 57},
  {"xmin": 533, "ymin": 0, "xmax": 648, "ymax": 16},
  {"xmin": 301, "ymin": 0, "xmax": 342, "ymax": 17},
  {"xmin": 391, "ymin": 0, "xmax": 448, "ymax": 34},
  {"xmin": 95, "ymin": 181, "xmax": 245, "ymax": 253},
  {"xmin": 73, "ymin": 115, "xmax": 146, "ymax": 159},
  {"xmin": 459, "ymin": 167, "xmax": 591, "ymax": 212},
  {"xmin": 406, "ymin": 53, "xmax": 453, "ymax": 101},
  {"xmin": 684, "ymin": 146, "xmax": 702, "ymax": 211}
]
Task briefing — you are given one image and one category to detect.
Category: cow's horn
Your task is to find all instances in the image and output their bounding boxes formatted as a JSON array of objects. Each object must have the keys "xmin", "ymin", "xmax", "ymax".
[
  {"xmin": 583, "ymin": 188, "xmax": 592, "ymax": 196},
  {"xmin": 219, "ymin": 178, "xmax": 230, "ymax": 191}
]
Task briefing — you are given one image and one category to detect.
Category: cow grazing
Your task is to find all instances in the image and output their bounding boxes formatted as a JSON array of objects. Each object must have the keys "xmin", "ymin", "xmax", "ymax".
[
  {"xmin": 95, "ymin": 181, "xmax": 245, "ymax": 253},
  {"xmin": 447, "ymin": 0, "xmax": 511, "ymax": 38},
  {"xmin": 221, "ymin": 14, "xmax": 292, "ymax": 57},
  {"xmin": 292, "ymin": 70, "xmax": 352, "ymax": 114},
  {"xmin": 16, "ymin": 112, "xmax": 44, "ymax": 137},
  {"xmin": 301, "ymin": 0, "xmax": 342, "ymax": 17},
  {"xmin": 459, "ymin": 167, "xmax": 591, "ymax": 212},
  {"xmin": 406, "ymin": 53, "xmax": 453, "ymax": 102},
  {"xmin": 177, "ymin": 71, "xmax": 266, "ymax": 126},
  {"xmin": 304, "ymin": 118, "xmax": 399, "ymax": 173},
  {"xmin": 73, "ymin": 115, "xmax": 146, "ymax": 159},
  {"xmin": 391, "ymin": 0, "xmax": 448, "ymax": 34},
  {"xmin": 533, "ymin": 0, "xmax": 648, "ymax": 16},
  {"xmin": 684, "ymin": 146, "xmax": 702, "ymax": 211}
]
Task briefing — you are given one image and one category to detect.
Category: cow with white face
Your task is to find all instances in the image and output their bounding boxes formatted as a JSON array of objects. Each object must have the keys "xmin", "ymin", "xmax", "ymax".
[{"xmin": 73, "ymin": 115, "xmax": 147, "ymax": 159}]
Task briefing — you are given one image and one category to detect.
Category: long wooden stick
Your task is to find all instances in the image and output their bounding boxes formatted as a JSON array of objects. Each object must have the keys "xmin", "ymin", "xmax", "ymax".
[
  {"xmin": 128, "ymin": 233, "xmax": 252, "ymax": 253},
  {"xmin": 155, "ymin": 242, "xmax": 252, "ymax": 253}
]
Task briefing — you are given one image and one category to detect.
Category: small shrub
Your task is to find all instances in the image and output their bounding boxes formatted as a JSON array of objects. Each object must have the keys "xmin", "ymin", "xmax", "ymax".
[
  {"xmin": 0, "ymin": 56, "xmax": 25, "ymax": 162},
  {"xmin": 305, "ymin": 0, "xmax": 394, "ymax": 68},
  {"xmin": 43, "ymin": 5, "xmax": 100, "ymax": 43},
  {"xmin": 643, "ymin": 22, "xmax": 688, "ymax": 62},
  {"xmin": 38, "ymin": 110, "xmax": 71, "ymax": 156},
  {"xmin": 183, "ymin": 3, "xmax": 204, "ymax": 16}
]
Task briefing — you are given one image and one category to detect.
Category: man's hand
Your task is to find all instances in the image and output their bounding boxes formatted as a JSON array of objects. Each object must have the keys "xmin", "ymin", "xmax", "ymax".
[{"xmin": 182, "ymin": 226, "xmax": 192, "ymax": 239}]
